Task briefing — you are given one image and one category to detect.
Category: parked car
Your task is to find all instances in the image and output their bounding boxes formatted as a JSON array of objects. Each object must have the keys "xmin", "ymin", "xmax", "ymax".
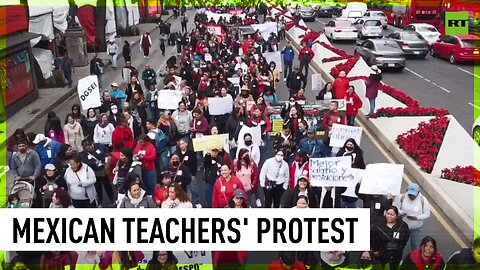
[
  {"xmin": 340, "ymin": 9, "xmax": 363, "ymax": 23},
  {"xmin": 403, "ymin": 23, "xmax": 441, "ymax": 45},
  {"xmin": 354, "ymin": 39, "xmax": 406, "ymax": 71},
  {"xmin": 300, "ymin": 6, "xmax": 316, "ymax": 22},
  {"xmin": 430, "ymin": 35, "xmax": 480, "ymax": 64},
  {"xmin": 386, "ymin": 30, "xmax": 430, "ymax": 58},
  {"xmin": 353, "ymin": 19, "xmax": 383, "ymax": 39},
  {"xmin": 362, "ymin": 10, "xmax": 388, "ymax": 29},
  {"xmin": 316, "ymin": 6, "xmax": 333, "ymax": 17},
  {"xmin": 324, "ymin": 20, "xmax": 358, "ymax": 41},
  {"xmin": 473, "ymin": 116, "xmax": 480, "ymax": 146}
]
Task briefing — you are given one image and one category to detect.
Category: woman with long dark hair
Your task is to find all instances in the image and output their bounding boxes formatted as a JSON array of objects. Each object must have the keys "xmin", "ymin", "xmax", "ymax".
[
  {"xmin": 316, "ymin": 82, "xmax": 335, "ymax": 100},
  {"xmin": 400, "ymin": 236, "xmax": 445, "ymax": 270},
  {"xmin": 232, "ymin": 148, "xmax": 260, "ymax": 207},
  {"xmin": 336, "ymin": 138, "xmax": 366, "ymax": 208},
  {"xmin": 371, "ymin": 206, "xmax": 410, "ymax": 270},
  {"xmin": 146, "ymin": 251, "xmax": 178, "ymax": 270},
  {"xmin": 81, "ymin": 108, "xmax": 99, "ymax": 142},
  {"xmin": 48, "ymin": 116, "xmax": 65, "ymax": 144}
]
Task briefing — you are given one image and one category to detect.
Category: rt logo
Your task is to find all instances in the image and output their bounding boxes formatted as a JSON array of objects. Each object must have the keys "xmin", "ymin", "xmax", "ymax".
[{"xmin": 445, "ymin": 12, "xmax": 469, "ymax": 35}]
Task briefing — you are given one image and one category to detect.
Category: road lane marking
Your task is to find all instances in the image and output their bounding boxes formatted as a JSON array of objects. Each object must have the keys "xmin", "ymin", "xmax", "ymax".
[
  {"xmin": 457, "ymin": 67, "xmax": 480, "ymax": 79},
  {"xmin": 357, "ymin": 119, "xmax": 469, "ymax": 249},
  {"xmin": 405, "ymin": 67, "xmax": 451, "ymax": 93},
  {"xmin": 315, "ymin": 18, "xmax": 325, "ymax": 25},
  {"xmin": 468, "ymin": 102, "xmax": 480, "ymax": 110}
]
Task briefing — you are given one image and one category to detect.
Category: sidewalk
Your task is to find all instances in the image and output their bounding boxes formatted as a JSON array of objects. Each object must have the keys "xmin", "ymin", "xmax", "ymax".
[{"xmin": 6, "ymin": 15, "xmax": 173, "ymax": 139}]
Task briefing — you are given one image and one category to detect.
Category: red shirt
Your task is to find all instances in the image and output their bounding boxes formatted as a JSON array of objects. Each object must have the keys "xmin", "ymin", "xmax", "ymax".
[
  {"xmin": 212, "ymin": 176, "xmax": 245, "ymax": 208},
  {"xmin": 333, "ymin": 77, "xmax": 350, "ymax": 100},
  {"xmin": 298, "ymin": 47, "xmax": 315, "ymax": 63},
  {"xmin": 268, "ymin": 259, "xmax": 306, "ymax": 270},
  {"xmin": 322, "ymin": 111, "xmax": 347, "ymax": 132},
  {"xmin": 134, "ymin": 142, "xmax": 157, "ymax": 171},
  {"xmin": 154, "ymin": 185, "xmax": 168, "ymax": 206},
  {"xmin": 112, "ymin": 125, "xmax": 135, "ymax": 149},
  {"xmin": 345, "ymin": 91, "xmax": 363, "ymax": 116}
]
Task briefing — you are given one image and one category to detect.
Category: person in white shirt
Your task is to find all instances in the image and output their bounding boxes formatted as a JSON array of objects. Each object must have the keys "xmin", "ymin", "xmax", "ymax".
[
  {"xmin": 393, "ymin": 183, "xmax": 431, "ymax": 251},
  {"xmin": 259, "ymin": 149, "xmax": 289, "ymax": 208},
  {"xmin": 93, "ymin": 114, "xmax": 115, "ymax": 148},
  {"xmin": 106, "ymin": 39, "xmax": 119, "ymax": 69}
]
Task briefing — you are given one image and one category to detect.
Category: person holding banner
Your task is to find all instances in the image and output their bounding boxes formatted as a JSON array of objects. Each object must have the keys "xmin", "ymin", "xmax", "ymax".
[
  {"xmin": 322, "ymin": 101, "xmax": 347, "ymax": 156},
  {"xmin": 167, "ymin": 154, "xmax": 192, "ymax": 192},
  {"xmin": 345, "ymin": 85, "xmax": 363, "ymax": 126}
]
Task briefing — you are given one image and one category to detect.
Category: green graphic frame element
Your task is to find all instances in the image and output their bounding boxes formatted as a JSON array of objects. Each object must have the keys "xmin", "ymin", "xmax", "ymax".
[
  {"xmin": 475, "ymin": 57, "xmax": 479, "ymax": 240},
  {"xmin": 445, "ymin": 11, "xmax": 469, "ymax": 35}
]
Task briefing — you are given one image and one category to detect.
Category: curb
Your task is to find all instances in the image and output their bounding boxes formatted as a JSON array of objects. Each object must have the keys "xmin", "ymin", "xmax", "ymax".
[
  {"xmin": 16, "ymin": 14, "xmax": 174, "ymax": 133},
  {"xmin": 286, "ymin": 25, "xmax": 473, "ymax": 241}
]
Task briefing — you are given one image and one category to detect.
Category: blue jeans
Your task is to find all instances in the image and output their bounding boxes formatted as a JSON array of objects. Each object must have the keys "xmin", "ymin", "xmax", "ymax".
[
  {"xmin": 284, "ymin": 60, "xmax": 292, "ymax": 78},
  {"xmin": 160, "ymin": 150, "xmax": 169, "ymax": 172},
  {"xmin": 188, "ymin": 176, "xmax": 200, "ymax": 206},
  {"xmin": 409, "ymin": 227, "xmax": 422, "ymax": 251},
  {"xmin": 369, "ymin": 98, "xmax": 376, "ymax": 115},
  {"xmin": 110, "ymin": 53, "xmax": 117, "ymax": 69},
  {"xmin": 143, "ymin": 169, "xmax": 157, "ymax": 196},
  {"xmin": 347, "ymin": 115, "xmax": 356, "ymax": 126},
  {"xmin": 64, "ymin": 69, "xmax": 73, "ymax": 86},
  {"xmin": 205, "ymin": 182, "xmax": 213, "ymax": 208},
  {"xmin": 341, "ymin": 198, "xmax": 358, "ymax": 208}
]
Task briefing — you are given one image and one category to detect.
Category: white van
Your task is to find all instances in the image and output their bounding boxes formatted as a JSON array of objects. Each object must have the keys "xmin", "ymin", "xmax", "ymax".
[{"xmin": 344, "ymin": 2, "xmax": 368, "ymax": 16}]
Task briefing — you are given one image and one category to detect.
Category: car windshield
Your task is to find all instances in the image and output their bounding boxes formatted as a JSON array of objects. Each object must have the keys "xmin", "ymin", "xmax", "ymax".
[
  {"xmin": 336, "ymin": 21, "xmax": 353, "ymax": 27},
  {"xmin": 372, "ymin": 12, "xmax": 386, "ymax": 17},
  {"xmin": 376, "ymin": 42, "xmax": 401, "ymax": 51},
  {"xmin": 365, "ymin": 20, "xmax": 381, "ymax": 26},
  {"xmin": 462, "ymin": 39, "xmax": 479, "ymax": 48},
  {"xmin": 418, "ymin": 25, "xmax": 438, "ymax": 32},
  {"xmin": 402, "ymin": 32, "xmax": 423, "ymax": 40}
]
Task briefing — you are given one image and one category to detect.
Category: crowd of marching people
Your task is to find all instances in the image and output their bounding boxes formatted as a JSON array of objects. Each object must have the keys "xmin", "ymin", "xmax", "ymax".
[{"xmin": 6, "ymin": 5, "xmax": 480, "ymax": 270}]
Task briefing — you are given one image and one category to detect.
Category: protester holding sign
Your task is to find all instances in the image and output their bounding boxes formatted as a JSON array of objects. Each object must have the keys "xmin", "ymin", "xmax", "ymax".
[{"xmin": 323, "ymin": 101, "xmax": 347, "ymax": 156}]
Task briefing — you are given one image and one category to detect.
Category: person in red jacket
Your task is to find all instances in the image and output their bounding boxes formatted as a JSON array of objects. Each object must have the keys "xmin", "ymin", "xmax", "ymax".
[
  {"xmin": 322, "ymin": 101, "xmax": 347, "ymax": 156},
  {"xmin": 298, "ymin": 42, "xmax": 315, "ymax": 77},
  {"xmin": 268, "ymin": 251, "xmax": 306, "ymax": 270},
  {"xmin": 154, "ymin": 171, "xmax": 172, "ymax": 206},
  {"xmin": 112, "ymin": 116, "xmax": 135, "ymax": 149},
  {"xmin": 242, "ymin": 35, "xmax": 255, "ymax": 55},
  {"xmin": 289, "ymin": 150, "xmax": 309, "ymax": 189},
  {"xmin": 333, "ymin": 70, "xmax": 350, "ymax": 100},
  {"xmin": 301, "ymin": 29, "xmax": 320, "ymax": 47},
  {"xmin": 345, "ymin": 85, "xmax": 363, "ymax": 126},
  {"xmin": 212, "ymin": 164, "xmax": 245, "ymax": 208},
  {"xmin": 134, "ymin": 134, "xmax": 157, "ymax": 196}
]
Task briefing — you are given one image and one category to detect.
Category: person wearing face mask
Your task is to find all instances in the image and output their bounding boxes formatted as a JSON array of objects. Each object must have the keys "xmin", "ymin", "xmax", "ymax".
[
  {"xmin": 288, "ymin": 150, "xmax": 309, "ymax": 188},
  {"xmin": 347, "ymin": 251, "xmax": 382, "ymax": 270},
  {"xmin": 335, "ymin": 138, "xmax": 365, "ymax": 208},
  {"xmin": 232, "ymin": 148, "xmax": 260, "ymax": 208},
  {"xmin": 294, "ymin": 120, "xmax": 308, "ymax": 145},
  {"xmin": 108, "ymin": 104, "xmax": 121, "ymax": 126},
  {"xmin": 314, "ymin": 251, "xmax": 349, "ymax": 270},
  {"xmin": 167, "ymin": 153, "xmax": 192, "ymax": 192},
  {"xmin": 260, "ymin": 149, "xmax": 289, "ymax": 208},
  {"xmin": 236, "ymin": 133, "xmax": 261, "ymax": 166}
]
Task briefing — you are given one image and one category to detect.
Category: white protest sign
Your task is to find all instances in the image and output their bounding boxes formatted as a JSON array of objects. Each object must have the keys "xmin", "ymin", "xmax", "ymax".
[
  {"xmin": 263, "ymin": 51, "xmax": 283, "ymax": 72},
  {"xmin": 312, "ymin": 74, "xmax": 324, "ymax": 92},
  {"xmin": 227, "ymin": 77, "xmax": 240, "ymax": 86},
  {"xmin": 329, "ymin": 124, "xmax": 363, "ymax": 148},
  {"xmin": 341, "ymin": 168, "xmax": 365, "ymax": 198},
  {"xmin": 206, "ymin": 25, "xmax": 223, "ymax": 36},
  {"xmin": 251, "ymin": 22, "xmax": 278, "ymax": 40},
  {"xmin": 208, "ymin": 97, "xmax": 233, "ymax": 115},
  {"xmin": 77, "ymin": 75, "xmax": 101, "ymax": 111},
  {"xmin": 309, "ymin": 156, "xmax": 352, "ymax": 187},
  {"xmin": 174, "ymin": 251, "xmax": 214, "ymax": 270},
  {"xmin": 173, "ymin": 75, "xmax": 182, "ymax": 89},
  {"xmin": 359, "ymin": 163, "xmax": 404, "ymax": 195},
  {"xmin": 157, "ymin": 90, "xmax": 183, "ymax": 110},
  {"xmin": 237, "ymin": 125, "xmax": 262, "ymax": 148},
  {"xmin": 122, "ymin": 68, "xmax": 132, "ymax": 84}
]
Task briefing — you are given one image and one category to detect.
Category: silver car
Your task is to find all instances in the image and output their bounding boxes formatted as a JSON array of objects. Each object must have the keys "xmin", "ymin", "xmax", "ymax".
[
  {"xmin": 354, "ymin": 19, "xmax": 383, "ymax": 39},
  {"xmin": 386, "ymin": 30, "xmax": 430, "ymax": 58},
  {"xmin": 362, "ymin": 11, "xmax": 388, "ymax": 29},
  {"xmin": 300, "ymin": 6, "xmax": 316, "ymax": 22},
  {"xmin": 354, "ymin": 39, "xmax": 406, "ymax": 71}
]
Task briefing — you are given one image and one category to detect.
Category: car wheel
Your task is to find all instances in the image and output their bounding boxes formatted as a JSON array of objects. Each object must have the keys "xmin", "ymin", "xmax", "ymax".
[
  {"xmin": 449, "ymin": 54, "xmax": 456, "ymax": 64},
  {"xmin": 383, "ymin": 25, "xmax": 387, "ymax": 30},
  {"xmin": 430, "ymin": 49, "xmax": 437, "ymax": 57},
  {"xmin": 474, "ymin": 126, "xmax": 480, "ymax": 146}
]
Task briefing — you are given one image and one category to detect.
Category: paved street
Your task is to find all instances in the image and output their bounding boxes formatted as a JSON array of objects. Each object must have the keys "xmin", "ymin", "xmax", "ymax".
[
  {"xmin": 6, "ymin": 9, "xmax": 472, "ymax": 267},
  {"xmin": 306, "ymin": 17, "xmax": 477, "ymax": 132}
]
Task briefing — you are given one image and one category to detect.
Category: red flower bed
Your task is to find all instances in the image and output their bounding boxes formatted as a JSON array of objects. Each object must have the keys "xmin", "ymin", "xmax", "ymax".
[
  {"xmin": 396, "ymin": 116, "xmax": 449, "ymax": 173},
  {"xmin": 379, "ymin": 83, "xmax": 420, "ymax": 108},
  {"xmin": 316, "ymin": 41, "xmax": 350, "ymax": 58},
  {"xmin": 373, "ymin": 107, "xmax": 449, "ymax": 118},
  {"xmin": 331, "ymin": 55, "xmax": 360, "ymax": 78},
  {"xmin": 441, "ymin": 166, "xmax": 480, "ymax": 186},
  {"xmin": 322, "ymin": 56, "xmax": 352, "ymax": 63}
]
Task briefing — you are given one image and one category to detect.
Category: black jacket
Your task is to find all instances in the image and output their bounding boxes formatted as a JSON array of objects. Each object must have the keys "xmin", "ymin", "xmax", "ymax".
[
  {"xmin": 286, "ymin": 71, "xmax": 306, "ymax": 90},
  {"xmin": 224, "ymin": 115, "xmax": 247, "ymax": 141},
  {"xmin": 80, "ymin": 144, "xmax": 108, "ymax": 173},
  {"xmin": 169, "ymin": 164, "xmax": 192, "ymax": 190},
  {"xmin": 281, "ymin": 186, "xmax": 318, "ymax": 208},
  {"xmin": 445, "ymin": 249, "xmax": 480, "ymax": 270},
  {"xmin": 204, "ymin": 154, "xmax": 225, "ymax": 185},
  {"xmin": 371, "ymin": 220, "xmax": 410, "ymax": 264},
  {"xmin": 175, "ymin": 149, "xmax": 198, "ymax": 176},
  {"xmin": 358, "ymin": 193, "xmax": 393, "ymax": 225}
]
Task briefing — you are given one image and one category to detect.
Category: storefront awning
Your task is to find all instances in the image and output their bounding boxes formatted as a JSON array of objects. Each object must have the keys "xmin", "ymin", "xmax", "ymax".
[{"xmin": 1, "ymin": 31, "xmax": 41, "ymax": 52}]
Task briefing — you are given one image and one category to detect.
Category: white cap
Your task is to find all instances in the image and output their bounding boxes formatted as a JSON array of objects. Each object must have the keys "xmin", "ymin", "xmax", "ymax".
[
  {"xmin": 147, "ymin": 132, "xmax": 156, "ymax": 141},
  {"xmin": 44, "ymin": 164, "xmax": 56, "ymax": 170},
  {"xmin": 111, "ymin": 82, "xmax": 118, "ymax": 87},
  {"xmin": 32, "ymin": 134, "xmax": 46, "ymax": 144}
]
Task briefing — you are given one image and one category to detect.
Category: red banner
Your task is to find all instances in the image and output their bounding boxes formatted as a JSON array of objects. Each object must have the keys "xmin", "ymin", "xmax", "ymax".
[
  {"xmin": 0, "ymin": 5, "xmax": 28, "ymax": 37},
  {"xmin": 5, "ymin": 49, "xmax": 35, "ymax": 106}
]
